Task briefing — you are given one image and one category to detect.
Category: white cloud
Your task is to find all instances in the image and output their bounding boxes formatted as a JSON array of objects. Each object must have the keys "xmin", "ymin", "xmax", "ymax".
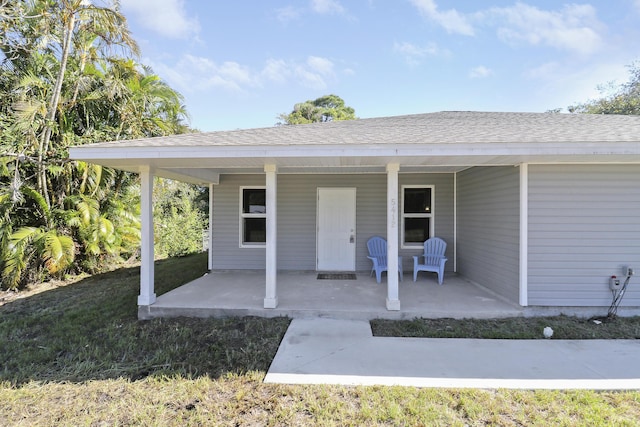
[
  {"xmin": 485, "ymin": 3, "xmax": 603, "ymax": 55},
  {"xmin": 524, "ymin": 61, "xmax": 561, "ymax": 80},
  {"xmin": 393, "ymin": 41, "xmax": 448, "ymax": 65},
  {"xmin": 120, "ymin": 0, "xmax": 199, "ymax": 39},
  {"xmin": 524, "ymin": 61, "xmax": 630, "ymax": 110},
  {"xmin": 409, "ymin": 0, "xmax": 475, "ymax": 36},
  {"xmin": 150, "ymin": 55, "xmax": 258, "ymax": 92},
  {"xmin": 153, "ymin": 55, "xmax": 338, "ymax": 93},
  {"xmin": 306, "ymin": 56, "xmax": 335, "ymax": 75},
  {"xmin": 408, "ymin": 1, "xmax": 605, "ymax": 56},
  {"xmin": 276, "ymin": 6, "xmax": 301, "ymax": 23},
  {"xmin": 311, "ymin": 0, "xmax": 345, "ymax": 15},
  {"xmin": 293, "ymin": 56, "xmax": 336, "ymax": 89},
  {"xmin": 262, "ymin": 59, "xmax": 291, "ymax": 83},
  {"xmin": 469, "ymin": 65, "xmax": 493, "ymax": 79}
]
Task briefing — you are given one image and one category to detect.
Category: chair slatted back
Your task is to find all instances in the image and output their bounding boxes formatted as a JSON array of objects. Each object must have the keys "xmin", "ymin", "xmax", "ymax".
[
  {"xmin": 367, "ymin": 236, "xmax": 388, "ymax": 266},
  {"xmin": 423, "ymin": 237, "xmax": 446, "ymax": 266}
]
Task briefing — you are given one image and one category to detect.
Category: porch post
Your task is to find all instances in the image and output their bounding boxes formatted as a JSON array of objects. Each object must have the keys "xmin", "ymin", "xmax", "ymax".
[
  {"xmin": 207, "ymin": 183, "xmax": 214, "ymax": 271},
  {"xmin": 138, "ymin": 165, "xmax": 156, "ymax": 306},
  {"xmin": 386, "ymin": 163, "xmax": 401, "ymax": 311},
  {"xmin": 264, "ymin": 164, "xmax": 278, "ymax": 309},
  {"xmin": 519, "ymin": 163, "xmax": 529, "ymax": 306}
]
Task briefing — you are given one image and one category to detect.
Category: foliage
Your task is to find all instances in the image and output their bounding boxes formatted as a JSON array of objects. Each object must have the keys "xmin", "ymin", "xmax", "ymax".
[
  {"xmin": 568, "ymin": 62, "xmax": 640, "ymax": 115},
  {"xmin": 277, "ymin": 94, "xmax": 357, "ymax": 125},
  {"xmin": 0, "ymin": 0, "xmax": 191, "ymax": 289},
  {"xmin": 153, "ymin": 179, "xmax": 207, "ymax": 258}
]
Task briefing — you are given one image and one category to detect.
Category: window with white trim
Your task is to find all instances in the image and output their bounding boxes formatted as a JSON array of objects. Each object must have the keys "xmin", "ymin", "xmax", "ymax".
[
  {"xmin": 240, "ymin": 187, "xmax": 266, "ymax": 247},
  {"xmin": 401, "ymin": 185, "xmax": 434, "ymax": 248}
]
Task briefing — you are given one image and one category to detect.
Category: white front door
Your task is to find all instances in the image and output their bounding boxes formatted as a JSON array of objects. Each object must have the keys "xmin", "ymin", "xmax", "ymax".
[{"xmin": 317, "ymin": 188, "xmax": 356, "ymax": 271}]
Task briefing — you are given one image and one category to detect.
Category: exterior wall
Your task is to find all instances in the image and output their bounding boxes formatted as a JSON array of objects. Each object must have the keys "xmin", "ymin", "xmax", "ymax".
[
  {"xmin": 456, "ymin": 166, "xmax": 520, "ymax": 303},
  {"xmin": 211, "ymin": 173, "xmax": 455, "ymax": 272},
  {"xmin": 528, "ymin": 164, "xmax": 640, "ymax": 306}
]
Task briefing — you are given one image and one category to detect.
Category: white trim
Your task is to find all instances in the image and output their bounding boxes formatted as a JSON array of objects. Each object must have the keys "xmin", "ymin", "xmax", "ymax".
[
  {"xmin": 239, "ymin": 186, "xmax": 267, "ymax": 249},
  {"xmin": 264, "ymin": 164, "xmax": 278, "ymax": 309},
  {"xmin": 386, "ymin": 163, "xmax": 401, "ymax": 311},
  {"xmin": 137, "ymin": 166, "xmax": 156, "ymax": 306},
  {"xmin": 208, "ymin": 183, "xmax": 214, "ymax": 270},
  {"xmin": 400, "ymin": 185, "xmax": 435, "ymax": 249},
  {"xmin": 453, "ymin": 172, "xmax": 457, "ymax": 273},
  {"xmin": 70, "ymin": 142, "xmax": 640, "ymax": 161},
  {"xmin": 519, "ymin": 163, "xmax": 528, "ymax": 307}
]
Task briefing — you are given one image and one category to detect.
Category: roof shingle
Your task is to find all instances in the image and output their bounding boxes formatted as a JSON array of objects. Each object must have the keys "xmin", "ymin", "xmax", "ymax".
[{"xmin": 85, "ymin": 111, "xmax": 640, "ymax": 149}]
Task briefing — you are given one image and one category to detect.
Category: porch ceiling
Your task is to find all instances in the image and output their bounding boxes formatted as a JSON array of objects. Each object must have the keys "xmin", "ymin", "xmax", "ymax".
[{"xmin": 73, "ymin": 150, "xmax": 640, "ymax": 185}]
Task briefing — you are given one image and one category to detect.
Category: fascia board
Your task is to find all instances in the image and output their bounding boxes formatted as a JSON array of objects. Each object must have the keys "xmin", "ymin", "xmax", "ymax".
[{"xmin": 69, "ymin": 141, "xmax": 640, "ymax": 161}]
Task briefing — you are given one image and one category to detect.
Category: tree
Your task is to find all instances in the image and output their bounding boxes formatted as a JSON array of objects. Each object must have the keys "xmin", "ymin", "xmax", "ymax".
[
  {"xmin": 277, "ymin": 94, "xmax": 357, "ymax": 125},
  {"xmin": 1, "ymin": 0, "xmax": 140, "ymax": 208},
  {"xmin": 568, "ymin": 62, "xmax": 640, "ymax": 115},
  {"xmin": 0, "ymin": 0, "xmax": 191, "ymax": 289},
  {"xmin": 153, "ymin": 179, "xmax": 206, "ymax": 258}
]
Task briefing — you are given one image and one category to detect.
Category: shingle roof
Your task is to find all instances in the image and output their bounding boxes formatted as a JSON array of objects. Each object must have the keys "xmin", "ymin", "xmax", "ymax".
[{"xmin": 87, "ymin": 111, "xmax": 640, "ymax": 148}]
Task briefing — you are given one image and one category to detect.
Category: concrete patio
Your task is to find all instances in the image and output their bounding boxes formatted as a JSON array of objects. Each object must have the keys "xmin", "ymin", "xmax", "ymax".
[{"xmin": 140, "ymin": 270, "xmax": 525, "ymax": 320}]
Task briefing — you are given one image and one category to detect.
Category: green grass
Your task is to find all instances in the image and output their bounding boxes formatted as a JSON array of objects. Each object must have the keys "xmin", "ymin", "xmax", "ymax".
[
  {"xmin": 0, "ymin": 253, "xmax": 290, "ymax": 384},
  {"xmin": 1, "ymin": 253, "xmax": 640, "ymax": 426},
  {"xmin": 371, "ymin": 315, "xmax": 640, "ymax": 339}
]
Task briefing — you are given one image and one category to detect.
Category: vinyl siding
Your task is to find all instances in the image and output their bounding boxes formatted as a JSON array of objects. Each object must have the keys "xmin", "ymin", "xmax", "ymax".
[
  {"xmin": 211, "ymin": 173, "xmax": 455, "ymax": 272},
  {"xmin": 528, "ymin": 164, "xmax": 640, "ymax": 306},
  {"xmin": 456, "ymin": 166, "xmax": 520, "ymax": 303}
]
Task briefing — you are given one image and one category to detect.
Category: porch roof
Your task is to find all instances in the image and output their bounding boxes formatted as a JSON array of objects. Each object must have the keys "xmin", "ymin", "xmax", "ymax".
[{"xmin": 69, "ymin": 111, "xmax": 640, "ymax": 185}]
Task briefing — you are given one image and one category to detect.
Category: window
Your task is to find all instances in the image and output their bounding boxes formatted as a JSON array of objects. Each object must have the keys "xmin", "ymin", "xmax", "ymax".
[
  {"xmin": 402, "ymin": 185, "xmax": 434, "ymax": 248},
  {"xmin": 240, "ymin": 187, "xmax": 266, "ymax": 247}
]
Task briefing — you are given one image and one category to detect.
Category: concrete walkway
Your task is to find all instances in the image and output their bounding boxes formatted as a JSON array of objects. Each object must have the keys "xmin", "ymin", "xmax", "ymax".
[{"xmin": 264, "ymin": 318, "xmax": 640, "ymax": 389}]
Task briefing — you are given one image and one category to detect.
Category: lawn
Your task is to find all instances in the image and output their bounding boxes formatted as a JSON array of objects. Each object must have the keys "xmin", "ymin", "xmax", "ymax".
[
  {"xmin": 372, "ymin": 315, "xmax": 640, "ymax": 339},
  {"xmin": 1, "ymin": 252, "xmax": 639, "ymax": 426}
]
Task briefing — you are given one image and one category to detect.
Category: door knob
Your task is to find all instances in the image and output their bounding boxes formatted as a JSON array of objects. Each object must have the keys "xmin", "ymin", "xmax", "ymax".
[{"xmin": 349, "ymin": 235, "xmax": 355, "ymax": 243}]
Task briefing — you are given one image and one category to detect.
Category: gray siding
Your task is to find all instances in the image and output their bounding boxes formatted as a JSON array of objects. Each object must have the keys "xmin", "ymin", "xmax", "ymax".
[
  {"xmin": 528, "ymin": 164, "xmax": 640, "ymax": 306},
  {"xmin": 212, "ymin": 173, "xmax": 455, "ymax": 272},
  {"xmin": 211, "ymin": 174, "xmax": 266, "ymax": 269},
  {"xmin": 457, "ymin": 166, "xmax": 520, "ymax": 303}
]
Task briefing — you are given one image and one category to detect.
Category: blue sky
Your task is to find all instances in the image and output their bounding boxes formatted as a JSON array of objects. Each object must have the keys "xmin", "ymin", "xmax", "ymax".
[{"xmin": 119, "ymin": 0, "xmax": 640, "ymax": 132}]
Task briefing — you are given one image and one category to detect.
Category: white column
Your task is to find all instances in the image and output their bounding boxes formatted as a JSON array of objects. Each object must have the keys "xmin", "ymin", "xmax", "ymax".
[
  {"xmin": 264, "ymin": 164, "xmax": 278, "ymax": 309},
  {"xmin": 138, "ymin": 166, "xmax": 156, "ymax": 306},
  {"xmin": 386, "ymin": 163, "xmax": 401, "ymax": 311},
  {"xmin": 453, "ymin": 172, "xmax": 457, "ymax": 272},
  {"xmin": 519, "ymin": 163, "xmax": 529, "ymax": 306},
  {"xmin": 208, "ymin": 183, "xmax": 214, "ymax": 271}
]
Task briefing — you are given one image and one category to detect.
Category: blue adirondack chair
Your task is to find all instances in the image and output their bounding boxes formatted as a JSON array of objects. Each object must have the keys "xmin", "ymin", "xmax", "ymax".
[
  {"xmin": 413, "ymin": 237, "xmax": 448, "ymax": 285},
  {"xmin": 367, "ymin": 236, "xmax": 403, "ymax": 283}
]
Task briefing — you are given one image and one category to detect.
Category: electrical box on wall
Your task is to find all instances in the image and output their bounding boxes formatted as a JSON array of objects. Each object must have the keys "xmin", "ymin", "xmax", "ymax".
[{"xmin": 610, "ymin": 276, "xmax": 622, "ymax": 290}]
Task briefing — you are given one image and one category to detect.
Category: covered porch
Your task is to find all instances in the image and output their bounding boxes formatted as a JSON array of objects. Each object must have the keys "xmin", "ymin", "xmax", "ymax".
[{"xmin": 139, "ymin": 270, "xmax": 523, "ymax": 320}]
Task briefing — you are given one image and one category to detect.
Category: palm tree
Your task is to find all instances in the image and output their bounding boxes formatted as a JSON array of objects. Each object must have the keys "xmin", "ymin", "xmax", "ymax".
[
  {"xmin": 0, "ymin": 0, "xmax": 191, "ymax": 289},
  {"xmin": 2, "ymin": 185, "xmax": 75, "ymax": 288}
]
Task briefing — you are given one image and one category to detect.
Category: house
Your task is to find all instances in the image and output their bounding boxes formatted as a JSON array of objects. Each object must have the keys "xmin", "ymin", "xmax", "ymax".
[{"xmin": 68, "ymin": 111, "xmax": 640, "ymax": 318}]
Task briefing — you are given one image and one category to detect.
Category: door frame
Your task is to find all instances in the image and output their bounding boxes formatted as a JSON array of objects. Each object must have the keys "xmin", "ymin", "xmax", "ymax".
[{"xmin": 316, "ymin": 187, "xmax": 357, "ymax": 271}]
